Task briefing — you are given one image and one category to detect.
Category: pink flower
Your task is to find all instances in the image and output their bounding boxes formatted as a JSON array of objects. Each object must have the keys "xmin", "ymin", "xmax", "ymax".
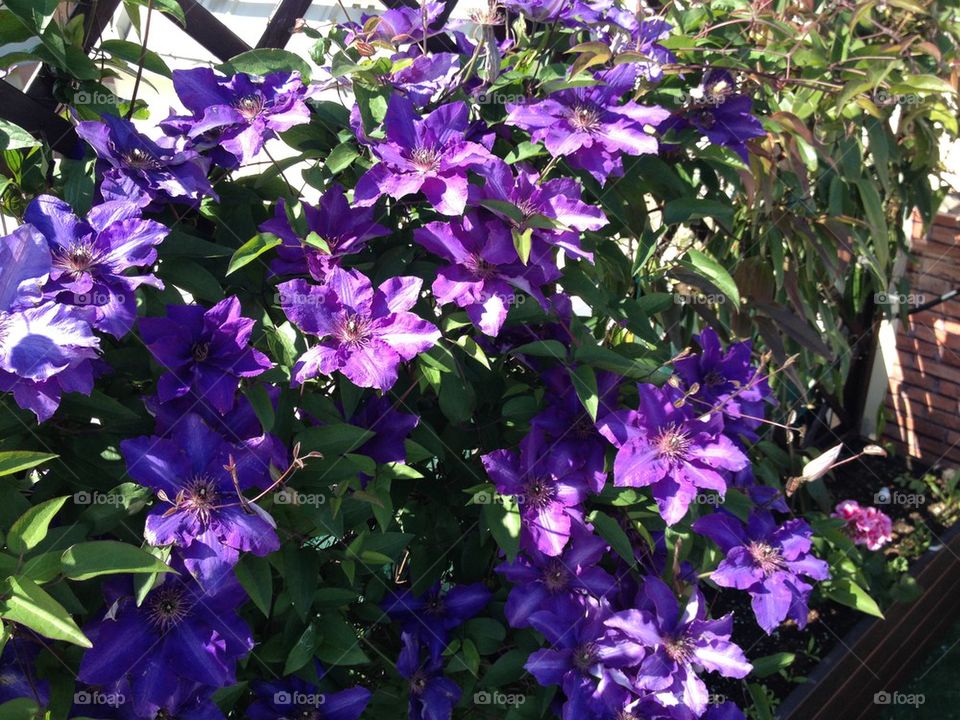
[{"xmin": 832, "ymin": 500, "xmax": 892, "ymax": 551}]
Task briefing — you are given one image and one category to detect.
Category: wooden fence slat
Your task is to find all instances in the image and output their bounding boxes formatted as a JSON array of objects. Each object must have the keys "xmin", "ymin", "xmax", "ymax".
[
  {"xmin": 175, "ymin": 0, "xmax": 252, "ymax": 61},
  {"xmin": 257, "ymin": 0, "xmax": 313, "ymax": 49},
  {"xmin": 0, "ymin": 81, "xmax": 80, "ymax": 157}
]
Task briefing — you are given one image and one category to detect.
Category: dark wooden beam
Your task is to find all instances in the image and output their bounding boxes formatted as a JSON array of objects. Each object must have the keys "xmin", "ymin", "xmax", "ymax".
[
  {"xmin": 257, "ymin": 0, "xmax": 313, "ymax": 49},
  {"xmin": 175, "ymin": 0, "xmax": 252, "ymax": 62},
  {"xmin": 0, "ymin": 81, "xmax": 80, "ymax": 157},
  {"xmin": 79, "ymin": 0, "xmax": 123, "ymax": 52}
]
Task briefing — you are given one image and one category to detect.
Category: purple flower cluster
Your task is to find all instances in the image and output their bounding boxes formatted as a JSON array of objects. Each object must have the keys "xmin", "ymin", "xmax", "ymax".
[
  {"xmin": 162, "ymin": 69, "xmax": 317, "ymax": 168},
  {"xmin": 279, "ymin": 268, "xmax": 440, "ymax": 391},
  {"xmin": 0, "ymin": 192, "xmax": 168, "ymax": 420}
]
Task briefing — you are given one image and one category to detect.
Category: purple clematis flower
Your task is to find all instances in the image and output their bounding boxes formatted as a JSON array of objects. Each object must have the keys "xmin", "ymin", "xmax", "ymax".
[
  {"xmin": 261, "ymin": 186, "xmax": 390, "ymax": 280},
  {"xmin": 78, "ymin": 563, "xmax": 253, "ymax": 710},
  {"xmin": 396, "ymin": 631, "xmax": 461, "ymax": 720},
  {"xmin": 659, "ymin": 70, "xmax": 765, "ymax": 161},
  {"xmin": 120, "ymin": 413, "xmax": 280, "ymax": 582},
  {"xmin": 354, "ymin": 96, "xmax": 494, "ymax": 215},
  {"xmin": 531, "ymin": 367, "xmax": 621, "ymax": 492},
  {"xmin": 0, "ymin": 225, "xmax": 99, "ymax": 421},
  {"xmin": 674, "ymin": 327, "xmax": 772, "ymax": 442},
  {"xmin": 349, "ymin": 394, "xmax": 419, "ymax": 465},
  {"xmin": 25, "ymin": 195, "xmax": 166, "ymax": 337},
  {"xmin": 609, "ymin": 19, "xmax": 676, "ymax": 80},
  {"xmin": 355, "ymin": 3, "xmax": 445, "ymax": 45},
  {"xmin": 139, "ymin": 296, "xmax": 272, "ymax": 414},
  {"xmin": 497, "ymin": 520, "xmax": 616, "ymax": 628},
  {"xmin": 391, "ymin": 52, "xmax": 460, "ymax": 106},
  {"xmin": 501, "ymin": 0, "xmax": 600, "ymax": 24},
  {"xmin": 605, "ymin": 577, "xmax": 752, "ymax": 716},
  {"xmin": 96, "ymin": 679, "xmax": 225, "ymax": 720},
  {"xmin": 279, "ymin": 268, "xmax": 440, "ymax": 391},
  {"xmin": 248, "ymin": 666, "xmax": 371, "ymax": 720},
  {"xmin": 693, "ymin": 511, "xmax": 830, "ymax": 634},
  {"xmin": 384, "ymin": 582, "xmax": 491, "ymax": 655},
  {"xmin": 162, "ymin": 68, "xmax": 315, "ymax": 167},
  {"xmin": 506, "ymin": 66, "xmax": 670, "ymax": 184},
  {"xmin": 414, "ymin": 210, "xmax": 559, "ymax": 336},
  {"xmin": 481, "ymin": 432, "xmax": 590, "ymax": 556},
  {"xmin": 0, "ymin": 637, "xmax": 50, "ymax": 707},
  {"xmin": 597, "ymin": 384, "xmax": 749, "ymax": 525},
  {"xmin": 525, "ymin": 600, "xmax": 632, "ymax": 720},
  {"xmin": 475, "ymin": 160, "xmax": 608, "ymax": 261},
  {"xmin": 76, "ymin": 114, "xmax": 214, "ymax": 206}
]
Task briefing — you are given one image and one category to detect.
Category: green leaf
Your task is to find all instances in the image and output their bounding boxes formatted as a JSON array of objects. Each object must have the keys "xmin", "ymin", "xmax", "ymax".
[
  {"xmin": 482, "ymin": 496, "xmax": 521, "ymax": 562},
  {"xmin": 825, "ymin": 577, "xmax": 884, "ymax": 618},
  {"xmin": 226, "ymin": 233, "xmax": 282, "ymax": 275},
  {"xmin": 0, "ymin": 451, "xmax": 57, "ymax": 477},
  {"xmin": 325, "ymin": 141, "xmax": 359, "ymax": 173},
  {"xmin": 61, "ymin": 541, "xmax": 175, "ymax": 581},
  {"xmin": 221, "ymin": 49, "xmax": 312, "ymax": 82},
  {"xmin": 235, "ymin": 554, "xmax": 273, "ymax": 616},
  {"xmin": 0, "ymin": 698, "xmax": 40, "ymax": 720},
  {"xmin": 6, "ymin": 497, "xmax": 69, "ymax": 555},
  {"xmin": 678, "ymin": 249, "xmax": 740, "ymax": 305},
  {"xmin": 511, "ymin": 340, "xmax": 567, "ymax": 359},
  {"xmin": 296, "ymin": 423, "xmax": 374, "ymax": 457},
  {"xmin": 662, "ymin": 198, "xmax": 734, "ymax": 226},
  {"xmin": 314, "ymin": 612, "xmax": 370, "ymax": 665},
  {"xmin": 133, "ymin": 545, "xmax": 172, "ymax": 605},
  {"xmin": 284, "ymin": 622, "xmax": 320, "ymax": 674},
  {"xmin": 750, "ymin": 652, "xmax": 796, "ymax": 678},
  {"xmin": 0, "ymin": 576, "xmax": 91, "ymax": 647},
  {"xmin": 588, "ymin": 510, "xmax": 635, "ymax": 566},
  {"xmin": 100, "ymin": 39, "xmax": 171, "ymax": 77},
  {"xmin": 0, "ymin": 119, "xmax": 39, "ymax": 151},
  {"xmin": 511, "ymin": 227, "xmax": 533, "ymax": 264},
  {"xmin": 570, "ymin": 365, "xmax": 599, "ymax": 421}
]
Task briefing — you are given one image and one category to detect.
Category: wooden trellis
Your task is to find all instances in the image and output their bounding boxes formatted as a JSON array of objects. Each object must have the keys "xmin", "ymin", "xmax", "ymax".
[{"xmin": 0, "ymin": 0, "xmax": 447, "ymax": 156}]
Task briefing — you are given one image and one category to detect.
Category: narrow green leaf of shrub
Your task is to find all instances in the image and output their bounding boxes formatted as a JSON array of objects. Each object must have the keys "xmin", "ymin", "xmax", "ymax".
[
  {"xmin": 61, "ymin": 541, "xmax": 175, "ymax": 581},
  {"xmin": 6, "ymin": 496, "xmax": 69, "ymax": 555},
  {"xmin": 0, "ymin": 576, "xmax": 91, "ymax": 647}
]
